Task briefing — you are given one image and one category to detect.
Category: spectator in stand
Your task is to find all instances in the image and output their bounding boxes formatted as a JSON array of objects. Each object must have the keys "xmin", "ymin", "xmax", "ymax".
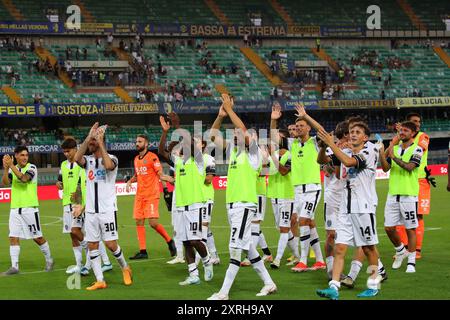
[
  {"xmin": 193, "ymin": 86, "xmax": 199, "ymax": 99},
  {"xmin": 107, "ymin": 33, "xmax": 114, "ymax": 47},
  {"xmin": 66, "ymin": 47, "xmax": 72, "ymax": 60},
  {"xmin": 300, "ymin": 87, "xmax": 305, "ymax": 99},
  {"xmin": 244, "ymin": 68, "xmax": 251, "ymax": 82},
  {"xmin": 277, "ymin": 86, "xmax": 283, "ymax": 99},
  {"xmin": 174, "ymin": 92, "xmax": 183, "ymax": 102},
  {"xmin": 65, "ymin": 61, "xmax": 72, "ymax": 73},
  {"xmin": 380, "ymin": 90, "xmax": 386, "ymax": 100}
]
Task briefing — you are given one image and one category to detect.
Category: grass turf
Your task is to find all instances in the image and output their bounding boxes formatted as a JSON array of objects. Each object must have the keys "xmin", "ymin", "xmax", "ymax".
[{"xmin": 0, "ymin": 176, "xmax": 449, "ymax": 300}]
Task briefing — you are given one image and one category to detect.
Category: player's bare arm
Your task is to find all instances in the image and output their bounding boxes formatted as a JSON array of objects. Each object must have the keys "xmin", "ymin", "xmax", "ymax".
[
  {"xmin": 210, "ymin": 98, "xmax": 228, "ymax": 150},
  {"xmin": 158, "ymin": 115, "xmax": 171, "ymax": 161},
  {"xmin": 222, "ymin": 93, "xmax": 251, "ymax": 145},
  {"xmin": 125, "ymin": 174, "xmax": 137, "ymax": 192},
  {"xmin": 317, "ymin": 145, "xmax": 332, "ymax": 165},
  {"xmin": 294, "ymin": 102, "xmax": 324, "ymax": 132},
  {"xmin": 318, "ymin": 128, "xmax": 357, "ymax": 168},
  {"xmin": 72, "ymin": 204, "xmax": 85, "ymax": 218},
  {"xmin": 389, "ymin": 147, "xmax": 418, "ymax": 173},
  {"xmin": 5, "ymin": 155, "xmax": 32, "ymax": 183},
  {"xmin": 204, "ymin": 174, "xmax": 214, "ymax": 185},
  {"xmin": 75, "ymin": 122, "xmax": 99, "ymax": 167},
  {"xmin": 2, "ymin": 155, "xmax": 12, "ymax": 186},
  {"xmin": 379, "ymin": 142, "xmax": 391, "ymax": 172},
  {"xmin": 270, "ymin": 102, "xmax": 282, "ymax": 145},
  {"xmin": 96, "ymin": 128, "xmax": 116, "ymax": 171}
]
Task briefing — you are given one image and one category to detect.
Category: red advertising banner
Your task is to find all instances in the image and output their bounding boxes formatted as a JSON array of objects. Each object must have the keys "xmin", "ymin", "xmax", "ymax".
[{"xmin": 0, "ymin": 164, "xmax": 447, "ymax": 203}]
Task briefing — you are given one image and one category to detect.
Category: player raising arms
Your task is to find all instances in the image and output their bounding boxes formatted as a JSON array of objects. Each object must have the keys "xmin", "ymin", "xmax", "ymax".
[
  {"xmin": 306, "ymin": 109, "xmax": 383, "ymax": 299},
  {"xmin": 208, "ymin": 94, "xmax": 276, "ymax": 300},
  {"xmin": 380, "ymin": 121, "xmax": 422, "ymax": 273},
  {"xmin": 126, "ymin": 134, "xmax": 176, "ymax": 260},
  {"xmin": 2, "ymin": 146, "xmax": 54, "ymax": 275},
  {"xmin": 74, "ymin": 123, "xmax": 132, "ymax": 290},
  {"xmin": 268, "ymin": 103, "xmax": 299, "ymax": 269},
  {"xmin": 58, "ymin": 137, "xmax": 112, "ymax": 275},
  {"xmin": 272, "ymin": 103, "xmax": 326, "ymax": 272}
]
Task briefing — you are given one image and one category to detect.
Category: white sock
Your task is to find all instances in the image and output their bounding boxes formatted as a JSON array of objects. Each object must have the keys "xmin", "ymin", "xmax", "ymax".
[
  {"xmin": 10, "ymin": 245, "xmax": 20, "ymax": 270},
  {"xmin": 299, "ymin": 226, "xmax": 311, "ymax": 264},
  {"xmin": 258, "ymin": 230, "xmax": 269, "ymax": 253},
  {"xmin": 99, "ymin": 241, "xmax": 111, "ymax": 265},
  {"xmin": 112, "ymin": 246, "xmax": 128, "ymax": 269},
  {"xmin": 207, "ymin": 230, "xmax": 217, "ymax": 258},
  {"xmin": 275, "ymin": 232, "xmax": 289, "ymax": 261},
  {"xmin": 407, "ymin": 251, "xmax": 416, "ymax": 267},
  {"xmin": 39, "ymin": 242, "xmax": 53, "ymax": 262},
  {"xmin": 348, "ymin": 260, "xmax": 363, "ymax": 281},
  {"xmin": 287, "ymin": 231, "xmax": 295, "ymax": 253},
  {"xmin": 89, "ymin": 249, "xmax": 104, "ymax": 282},
  {"xmin": 326, "ymin": 256, "xmax": 334, "ymax": 273},
  {"xmin": 290, "ymin": 236, "xmax": 300, "ymax": 259},
  {"xmin": 251, "ymin": 223, "xmax": 260, "ymax": 254},
  {"xmin": 201, "ymin": 252, "xmax": 211, "ymax": 267},
  {"xmin": 395, "ymin": 244, "xmax": 406, "ymax": 255},
  {"xmin": 329, "ymin": 279, "xmax": 341, "ymax": 291},
  {"xmin": 195, "ymin": 242, "xmax": 209, "ymax": 266},
  {"xmin": 84, "ymin": 253, "xmax": 92, "ymax": 269},
  {"xmin": 219, "ymin": 262, "xmax": 240, "ymax": 296},
  {"xmin": 188, "ymin": 263, "xmax": 199, "ymax": 277},
  {"xmin": 378, "ymin": 258, "xmax": 386, "ymax": 275},
  {"xmin": 248, "ymin": 244, "xmax": 274, "ymax": 286},
  {"xmin": 310, "ymin": 227, "xmax": 324, "ymax": 263},
  {"xmin": 175, "ymin": 234, "xmax": 184, "ymax": 259},
  {"xmin": 80, "ymin": 240, "xmax": 88, "ymax": 249},
  {"xmin": 73, "ymin": 246, "xmax": 83, "ymax": 267}
]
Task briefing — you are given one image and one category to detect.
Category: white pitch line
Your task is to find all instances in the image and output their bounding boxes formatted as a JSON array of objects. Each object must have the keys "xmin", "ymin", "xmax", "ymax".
[{"xmin": 0, "ymin": 216, "xmax": 63, "ymax": 226}]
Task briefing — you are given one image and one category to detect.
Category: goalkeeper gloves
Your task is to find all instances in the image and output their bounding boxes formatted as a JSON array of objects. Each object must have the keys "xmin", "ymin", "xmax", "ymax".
[
  {"xmin": 163, "ymin": 187, "xmax": 173, "ymax": 212},
  {"xmin": 424, "ymin": 167, "xmax": 436, "ymax": 187}
]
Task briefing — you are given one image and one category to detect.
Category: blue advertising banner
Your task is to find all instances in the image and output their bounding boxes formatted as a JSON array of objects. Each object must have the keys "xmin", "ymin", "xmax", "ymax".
[
  {"xmin": 0, "ymin": 100, "xmax": 319, "ymax": 117},
  {"xmin": 0, "ymin": 21, "xmax": 63, "ymax": 34},
  {"xmin": 0, "ymin": 142, "xmax": 159, "ymax": 154},
  {"xmin": 320, "ymin": 26, "xmax": 366, "ymax": 37}
]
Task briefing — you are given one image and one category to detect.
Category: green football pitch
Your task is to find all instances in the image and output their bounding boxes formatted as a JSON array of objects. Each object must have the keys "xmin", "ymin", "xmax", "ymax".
[{"xmin": 0, "ymin": 176, "xmax": 449, "ymax": 300}]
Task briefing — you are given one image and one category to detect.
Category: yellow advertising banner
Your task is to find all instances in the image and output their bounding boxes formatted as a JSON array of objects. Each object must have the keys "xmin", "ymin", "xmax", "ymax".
[
  {"xmin": 319, "ymin": 99, "xmax": 396, "ymax": 108},
  {"xmin": 396, "ymin": 97, "xmax": 450, "ymax": 107}
]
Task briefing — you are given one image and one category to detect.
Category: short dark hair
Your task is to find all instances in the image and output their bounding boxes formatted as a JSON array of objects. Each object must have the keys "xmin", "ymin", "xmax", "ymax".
[
  {"xmin": 401, "ymin": 121, "xmax": 418, "ymax": 132},
  {"xmin": 406, "ymin": 112, "xmax": 421, "ymax": 121},
  {"xmin": 279, "ymin": 129, "xmax": 289, "ymax": 137},
  {"xmin": 295, "ymin": 118, "xmax": 308, "ymax": 125},
  {"xmin": 351, "ymin": 122, "xmax": 371, "ymax": 136},
  {"xmin": 137, "ymin": 134, "xmax": 149, "ymax": 141},
  {"xmin": 346, "ymin": 115, "xmax": 367, "ymax": 126},
  {"xmin": 334, "ymin": 121, "xmax": 349, "ymax": 139},
  {"xmin": 14, "ymin": 146, "xmax": 28, "ymax": 154},
  {"xmin": 61, "ymin": 138, "xmax": 77, "ymax": 149}
]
